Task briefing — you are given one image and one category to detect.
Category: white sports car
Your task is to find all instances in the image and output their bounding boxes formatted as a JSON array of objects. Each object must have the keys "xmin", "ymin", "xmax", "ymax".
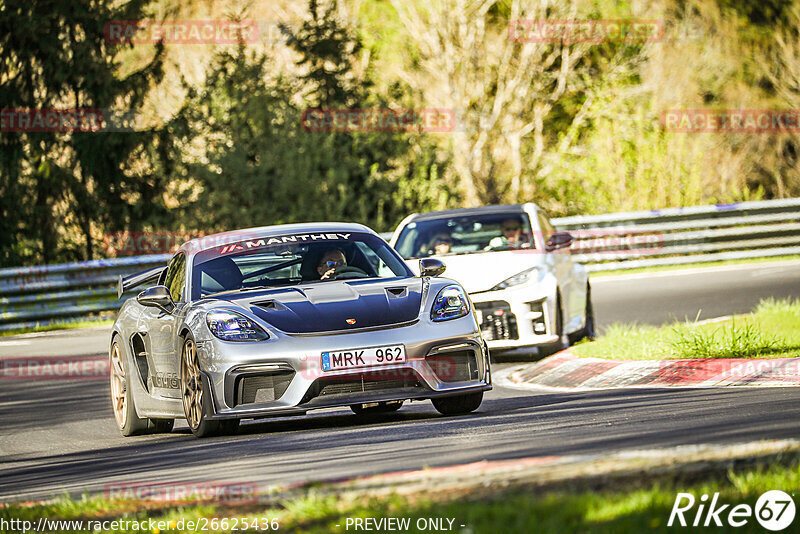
[{"xmin": 391, "ymin": 204, "xmax": 594, "ymax": 356}]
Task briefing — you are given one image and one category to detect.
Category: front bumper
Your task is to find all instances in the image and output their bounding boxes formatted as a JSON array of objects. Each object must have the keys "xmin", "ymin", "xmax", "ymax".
[
  {"xmin": 195, "ymin": 315, "xmax": 491, "ymax": 419},
  {"xmin": 470, "ymin": 284, "xmax": 559, "ymax": 352}
]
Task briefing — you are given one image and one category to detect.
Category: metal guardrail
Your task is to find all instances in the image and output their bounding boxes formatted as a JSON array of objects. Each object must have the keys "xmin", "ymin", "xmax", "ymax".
[
  {"xmin": 551, "ymin": 198, "xmax": 800, "ymax": 272},
  {"xmin": 0, "ymin": 255, "xmax": 170, "ymax": 332},
  {"xmin": 1, "ymin": 198, "xmax": 799, "ymax": 332}
]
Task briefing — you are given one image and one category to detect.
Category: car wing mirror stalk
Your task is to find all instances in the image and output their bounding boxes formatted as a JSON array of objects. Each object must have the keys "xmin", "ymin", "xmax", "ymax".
[
  {"xmin": 137, "ymin": 285, "xmax": 175, "ymax": 313},
  {"xmin": 419, "ymin": 258, "xmax": 446, "ymax": 277},
  {"xmin": 546, "ymin": 231, "xmax": 573, "ymax": 251}
]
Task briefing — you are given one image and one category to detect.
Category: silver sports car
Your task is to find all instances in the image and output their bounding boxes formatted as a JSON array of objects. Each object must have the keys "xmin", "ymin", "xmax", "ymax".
[{"xmin": 110, "ymin": 223, "xmax": 491, "ymax": 437}]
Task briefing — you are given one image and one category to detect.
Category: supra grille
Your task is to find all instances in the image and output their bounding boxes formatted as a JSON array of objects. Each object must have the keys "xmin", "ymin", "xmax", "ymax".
[
  {"xmin": 427, "ymin": 350, "xmax": 479, "ymax": 382},
  {"xmin": 236, "ymin": 372, "xmax": 294, "ymax": 405},
  {"xmin": 475, "ymin": 301, "xmax": 519, "ymax": 341}
]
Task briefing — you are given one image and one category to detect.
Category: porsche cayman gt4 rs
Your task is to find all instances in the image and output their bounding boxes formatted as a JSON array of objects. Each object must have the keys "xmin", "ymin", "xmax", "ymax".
[{"xmin": 110, "ymin": 223, "xmax": 491, "ymax": 437}]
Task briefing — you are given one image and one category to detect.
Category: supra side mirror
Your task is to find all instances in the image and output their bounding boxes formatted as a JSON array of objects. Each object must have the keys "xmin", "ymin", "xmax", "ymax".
[
  {"xmin": 137, "ymin": 285, "xmax": 175, "ymax": 312},
  {"xmin": 419, "ymin": 258, "xmax": 446, "ymax": 277},
  {"xmin": 546, "ymin": 231, "xmax": 573, "ymax": 251}
]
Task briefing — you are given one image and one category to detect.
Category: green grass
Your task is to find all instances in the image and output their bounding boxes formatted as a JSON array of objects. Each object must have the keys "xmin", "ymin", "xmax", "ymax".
[
  {"xmin": 589, "ymin": 255, "xmax": 800, "ymax": 277},
  {"xmin": 0, "ymin": 318, "xmax": 114, "ymax": 337},
  {"xmin": 574, "ymin": 298, "xmax": 800, "ymax": 360},
  {"xmin": 1, "ymin": 460, "xmax": 798, "ymax": 533}
]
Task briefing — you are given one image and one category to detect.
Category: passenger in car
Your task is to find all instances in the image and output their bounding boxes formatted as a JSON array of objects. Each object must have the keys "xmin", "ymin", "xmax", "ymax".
[
  {"xmin": 425, "ymin": 233, "xmax": 453, "ymax": 256},
  {"xmin": 486, "ymin": 218, "xmax": 531, "ymax": 250}
]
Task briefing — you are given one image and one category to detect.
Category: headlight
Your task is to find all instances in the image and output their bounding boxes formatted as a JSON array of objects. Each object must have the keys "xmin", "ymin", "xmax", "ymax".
[
  {"xmin": 206, "ymin": 310, "xmax": 269, "ymax": 342},
  {"xmin": 431, "ymin": 285, "xmax": 470, "ymax": 322},
  {"xmin": 490, "ymin": 267, "xmax": 540, "ymax": 291}
]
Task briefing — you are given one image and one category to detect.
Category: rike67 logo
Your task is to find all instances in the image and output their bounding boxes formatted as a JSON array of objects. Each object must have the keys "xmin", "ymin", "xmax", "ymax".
[{"xmin": 669, "ymin": 490, "xmax": 796, "ymax": 530}]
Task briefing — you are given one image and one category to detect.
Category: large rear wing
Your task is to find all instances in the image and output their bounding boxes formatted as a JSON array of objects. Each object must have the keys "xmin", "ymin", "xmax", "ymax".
[{"xmin": 117, "ymin": 266, "xmax": 166, "ymax": 299}]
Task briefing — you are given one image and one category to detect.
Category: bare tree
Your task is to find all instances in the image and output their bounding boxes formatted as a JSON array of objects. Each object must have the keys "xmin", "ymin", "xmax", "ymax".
[{"xmin": 390, "ymin": 0, "xmax": 593, "ymax": 205}]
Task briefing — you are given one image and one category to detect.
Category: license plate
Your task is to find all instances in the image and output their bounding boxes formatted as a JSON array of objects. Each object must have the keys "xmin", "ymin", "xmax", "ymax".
[{"xmin": 321, "ymin": 345, "xmax": 406, "ymax": 371}]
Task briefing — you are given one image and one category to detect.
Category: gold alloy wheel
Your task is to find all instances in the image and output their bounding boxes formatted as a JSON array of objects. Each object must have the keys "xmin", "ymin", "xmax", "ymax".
[
  {"xmin": 109, "ymin": 343, "xmax": 127, "ymax": 428},
  {"xmin": 181, "ymin": 339, "xmax": 203, "ymax": 429}
]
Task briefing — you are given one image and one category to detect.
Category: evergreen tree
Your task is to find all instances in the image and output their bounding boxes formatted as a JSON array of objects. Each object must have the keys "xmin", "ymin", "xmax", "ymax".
[{"xmin": 0, "ymin": 0, "xmax": 165, "ymax": 265}]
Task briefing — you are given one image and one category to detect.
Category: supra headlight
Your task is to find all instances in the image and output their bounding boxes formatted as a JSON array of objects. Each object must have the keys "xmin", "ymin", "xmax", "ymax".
[
  {"xmin": 431, "ymin": 285, "xmax": 470, "ymax": 322},
  {"xmin": 491, "ymin": 267, "xmax": 540, "ymax": 291},
  {"xmin": 206, "ymin": 310, "xmax": 269, "ymax": 342}
]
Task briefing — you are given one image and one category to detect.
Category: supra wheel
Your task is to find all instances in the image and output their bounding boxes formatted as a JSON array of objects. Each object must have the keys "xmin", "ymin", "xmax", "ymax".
[
  {"xmin": 351, "ymin": 400, "xmax": 404, "ymax": 415},
  {"xmin": 181, "ymin": 336, "xmax": 235, "ymax": 438},
  {"xmin": 109, "ymin": 336, "xmax": 150, "ymax": 436},
  {"xmin": 431, "ymin": 391, "xmax": 483, "ymax": 416},
  {"xmin": 569, "ymin": 283, "xmax": 596, "ymax": 344}
]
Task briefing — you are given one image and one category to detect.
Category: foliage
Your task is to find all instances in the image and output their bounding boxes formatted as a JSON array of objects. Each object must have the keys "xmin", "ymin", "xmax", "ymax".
[
  {"xmin": 3, "ymin": 0, "xmax": 800, "ymax": 266},
  {"xmin": 165, "ymin": 2, "xmax": 454, "ymax": 234},
  {"xmin": 0, "ymin": 0, "xmax": 166, "ymax": 266}
]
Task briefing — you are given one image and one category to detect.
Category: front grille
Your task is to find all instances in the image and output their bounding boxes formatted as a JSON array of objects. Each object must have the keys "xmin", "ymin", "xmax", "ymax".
[
  {"xmin": 236, "ymin": 371, "xmax": 294, "ymax": 406},
  {"xmin": 427, "ymin": 350, "xmax": 479, "ymax": 382},
  {"xmin": 475, "ymin": 301, "xmax": 518, "ymax": 340},
  {"xmin": 319, "ymin": 378, "xmax": 408, "ymax": 396},
  {"xmin": 301, "ymin": 369, "xmax": 422, "ymax": 404}
]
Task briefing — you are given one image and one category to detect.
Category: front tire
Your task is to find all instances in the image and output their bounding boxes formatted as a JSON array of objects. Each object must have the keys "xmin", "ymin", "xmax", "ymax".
[
  {"xmin": 181, "ymin": 336, "xmax": 238, "ymax": 438},
  {"xmin": 431, "ymin": 391, "xmax": 483, "ymax": 415},
  {"xmin": 569, "ymin": 283, "xmax": 596, "ymax": 344}
]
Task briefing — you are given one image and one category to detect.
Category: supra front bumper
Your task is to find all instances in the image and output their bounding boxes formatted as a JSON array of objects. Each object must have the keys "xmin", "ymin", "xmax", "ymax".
[
  {"xmin": 195, "ymin": 315, "xmax": 491, "ymax": 419},
  {"xmin": 470, "ymin": 284, "xmax": 560, "ymax": 352}
]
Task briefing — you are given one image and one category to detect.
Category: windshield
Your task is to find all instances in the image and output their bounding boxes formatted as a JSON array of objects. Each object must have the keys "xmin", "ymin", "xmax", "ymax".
[
  {"xmin": 394, "ymin": 213, "xmax": 535, "ymax": 259},
  {"xmin": 191, "ymin": 232, "xmax": 412, "ymax": 299}
]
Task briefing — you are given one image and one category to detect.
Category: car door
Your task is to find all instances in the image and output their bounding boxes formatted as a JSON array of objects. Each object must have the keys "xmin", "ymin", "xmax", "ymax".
[{"xmin": 136, "ymin": 252, "xmax": 188, "ymax": 399}]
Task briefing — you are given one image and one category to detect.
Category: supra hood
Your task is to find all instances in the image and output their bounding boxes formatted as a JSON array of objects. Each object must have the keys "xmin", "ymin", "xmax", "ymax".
[
  {"xmin": 406, "ymin": 250, "xmax": 546, "ymax": 293},
  {"xmin": 212, "ymin": 278, "xmax": 422, "ymax": 334}
]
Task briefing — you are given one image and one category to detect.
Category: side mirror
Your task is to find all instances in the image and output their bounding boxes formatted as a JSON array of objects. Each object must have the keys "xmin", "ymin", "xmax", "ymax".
[
  {"xmin": 419, "ymin": 258, "xmax": 446, "ymax": 278},
  {"xmin": 137, "ymin": 285, "xmax": 175, "ymax": 313},
  {"xmin": 546, "ymin": 231, "xmax": 573, "ymax": 251}
]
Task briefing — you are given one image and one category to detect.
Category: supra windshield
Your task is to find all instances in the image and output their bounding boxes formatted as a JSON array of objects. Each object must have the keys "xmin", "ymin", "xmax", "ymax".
[
  {"xmin": 191, "ymin": 232, "xmax": 412, "ymax": 299},
  {"xmin": 394, "ymin": 213, "xmax": 535, "ymax": 259}
]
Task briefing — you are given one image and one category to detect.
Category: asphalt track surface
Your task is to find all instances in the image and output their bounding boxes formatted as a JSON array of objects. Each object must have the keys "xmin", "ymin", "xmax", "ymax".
[{"xmin": 1, "ymin": 260, "xmax": 799, "ymax": 503}]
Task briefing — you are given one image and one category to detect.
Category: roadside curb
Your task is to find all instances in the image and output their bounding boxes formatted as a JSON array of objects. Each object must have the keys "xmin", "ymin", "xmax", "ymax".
[
  {"xmin": 502, "ymin": 348, "xmax": 800, "ymax": 390},
  {"xmin": 9, "ymin": 440, "xmax": 800, "ymax": 511},
  {"xmin": 320, "ymin": 440, "xmax": 800, "ymax": 503}
]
